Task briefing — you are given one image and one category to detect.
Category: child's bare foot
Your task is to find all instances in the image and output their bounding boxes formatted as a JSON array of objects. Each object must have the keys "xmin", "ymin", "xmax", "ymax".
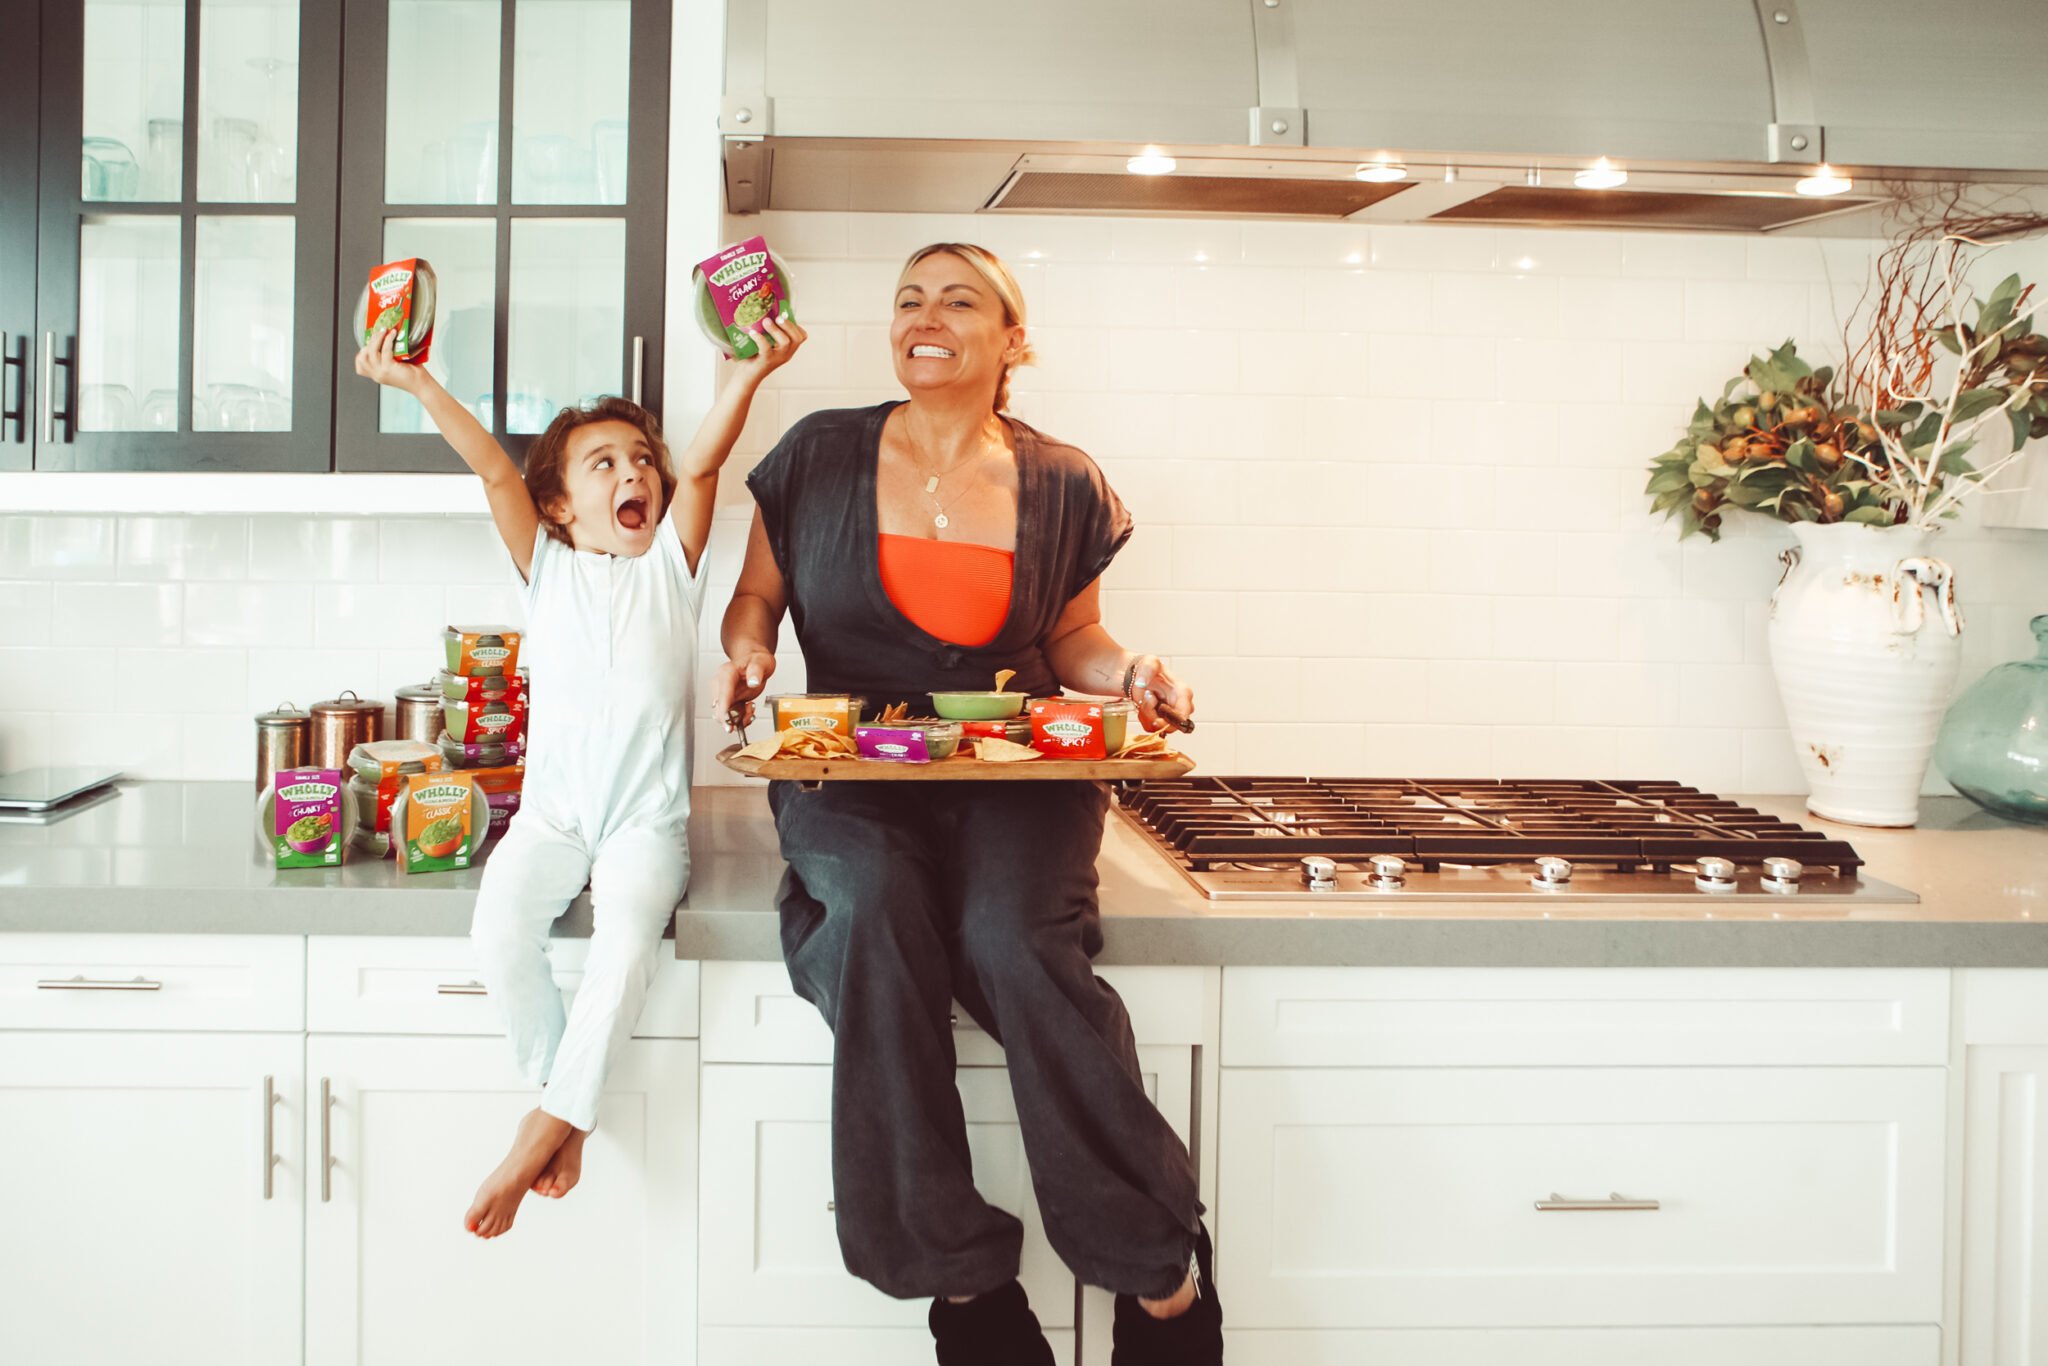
[
  {"xmin": 531, "ymin": 1125, "xmax": 588, "ymax": 1198},
  {"xmin": 464, "ymin": 1107, "xmax": 573, "ymax": 1238}
]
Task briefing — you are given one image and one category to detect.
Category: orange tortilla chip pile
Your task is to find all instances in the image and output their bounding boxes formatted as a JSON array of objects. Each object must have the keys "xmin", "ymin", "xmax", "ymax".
[
  {"xmin": 1114, "ymin": 729, "xmax": 1173, "ymax": 759},
  {"xmin": 735, "ymin": 728, "xmax": 858, "ymax": 763}
]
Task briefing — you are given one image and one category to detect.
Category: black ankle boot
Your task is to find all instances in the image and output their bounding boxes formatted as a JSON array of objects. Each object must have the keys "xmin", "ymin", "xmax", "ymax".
[
  {"xmin": 928, "ymin": 1279, "xmax": 1056, "ymax": 1366},
  {"xmin": 1111, "ymin": 1223, "xmax": 1224, "ymax": 1365}
]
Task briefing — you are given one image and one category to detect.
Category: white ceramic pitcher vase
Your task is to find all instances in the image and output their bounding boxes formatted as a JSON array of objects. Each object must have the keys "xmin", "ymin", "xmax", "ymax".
[{"xmin": 1766, "ymin": 521, "xmax": 1963, "ymax": 827}]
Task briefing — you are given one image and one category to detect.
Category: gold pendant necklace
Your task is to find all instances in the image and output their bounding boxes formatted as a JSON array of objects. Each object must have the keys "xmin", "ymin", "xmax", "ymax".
[{"xmin": 907, "ymin": 413, "xmax": 999, "ymax": 531}]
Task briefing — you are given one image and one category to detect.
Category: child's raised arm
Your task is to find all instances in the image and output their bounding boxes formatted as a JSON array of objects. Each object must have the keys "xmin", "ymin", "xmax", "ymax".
[
  {"xmin": 355, "ymin": 328, "xmax": 543, "ymax": 581},
  {"xmin": 667, "ymin": 315, "xmax": 807, "ymax": 574}
]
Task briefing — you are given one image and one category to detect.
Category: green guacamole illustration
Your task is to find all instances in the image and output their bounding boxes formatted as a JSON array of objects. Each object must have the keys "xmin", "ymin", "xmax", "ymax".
[{"xmin": 286, "ymin": 813, "xmax": 332, "ymax": 844}]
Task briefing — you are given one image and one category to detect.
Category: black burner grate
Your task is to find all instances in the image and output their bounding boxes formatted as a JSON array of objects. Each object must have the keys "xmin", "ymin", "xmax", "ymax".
[{"xmin": 1116, "ymin": 777, "xmax": 1863, "ymax": 874}]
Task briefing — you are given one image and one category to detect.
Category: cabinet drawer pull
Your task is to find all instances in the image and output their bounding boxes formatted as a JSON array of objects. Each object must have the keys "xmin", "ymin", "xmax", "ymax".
[
  {"xmin": 2, "ymin": 333, "xmax": 24, "ymax": 443},
  {"xmin": 320, "ymin": 1078, "xmax": 334, "ymax": 1203},
  {"xmin": 1535, "ymin": 1192, "xmax": 1661, "ymax": 1212},
  {"xmin": 37, "ymin": 975, "xmax": 163, "ymax": 992},
  {"xmin": 825, "ymin": 1200, "xmax": 835, "ymax": 1212},
  {"xmin": 262, "ymin": 1075, "xmax": 281, "ymax": 1200},
  {"xmin": 630, "ymin": 335, "xmax": 645, "ymax": 406},
  {"xmin": 436, "ymin": 981, "xmax": 489, "ymax": 996}
]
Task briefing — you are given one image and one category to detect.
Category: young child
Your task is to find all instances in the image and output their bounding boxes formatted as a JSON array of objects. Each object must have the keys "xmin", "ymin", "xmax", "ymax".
[{"xmin": 356, "ymin": 315, "xmax": 804, "ymax": 1238}]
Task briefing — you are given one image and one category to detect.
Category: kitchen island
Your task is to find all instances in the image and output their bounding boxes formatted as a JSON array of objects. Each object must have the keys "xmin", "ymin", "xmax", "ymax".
[
  {"xmin": 1, "ymin": 781, "xmax": 2041, "ymax": 964},
  {"xmin": 3, "ymin": 780, "xmax": 2044, "ymax": 1366}
]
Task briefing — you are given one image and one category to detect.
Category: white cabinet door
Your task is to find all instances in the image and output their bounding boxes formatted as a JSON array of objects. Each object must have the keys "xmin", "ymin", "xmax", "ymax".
[
  {"xmin": 304, "ymin": 1035, "xmax": 695, "ymax": 1366},
  {"xmin": 699, "ymin": 1063, "xmax": 1076, "ymax": 1347},
  {"xmin": 1961, "ymin": 1043, "xmax": 2048, "ymax": 1366},
  {"xmin": 0, "ymin": 1031, "xmax": 304, "ymax": 1366},
  {"xmin": 1224, "ymin": 1325, "xmax": 1940, "ymax": 1365},
  {"xmin": 1219, "ymin": 1066, "xmax": 1946, "ymax": 1330}
]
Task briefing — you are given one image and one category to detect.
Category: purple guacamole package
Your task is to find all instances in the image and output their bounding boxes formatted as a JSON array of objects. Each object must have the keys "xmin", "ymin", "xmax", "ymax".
[
  {"xmin": 690, "ymin": 235, "xmax": 795, "ymax": 360},
  {"xmin": 854, "ymin": 722, "xmax": 963, "ymax": 764},
  {"xmin": 269, "ymin": 767, "xmax": 345, "ymax": 868}
]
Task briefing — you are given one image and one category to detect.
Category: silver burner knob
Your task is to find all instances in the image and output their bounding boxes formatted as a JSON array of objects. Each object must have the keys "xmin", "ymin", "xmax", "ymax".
[
  {"xmin": 1300, "ymin": 856, "xmax": 1337, "ymax": 891},
  {"xmin": 1694, "ymin": 855, "xmax": 1737, "ymax": 892},
  {"xmin": 1531, "ymin": 856, "xmax": 1574, "ymax": 890},
  {"xmin": 1761, "ymin": 857, "xmax": 1804, "ymax": 893},
  {"xmin": 1368, "ymin": 854, "xmax": 1407, "ymax": 890}
]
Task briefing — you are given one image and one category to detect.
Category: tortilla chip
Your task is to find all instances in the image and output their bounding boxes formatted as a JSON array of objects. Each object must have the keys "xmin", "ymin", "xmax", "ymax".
[
  {"xmin": 973, "ymin": 736, "xmax": 1042, "ymax": 763},
  {"xmin": 1115, "ymin": 729, "xmax": 1172, "ymax": 759},
  {"xmin": 994, "ymin": 669, "xmax": 1017, "ymax": 693},
  {"xmin": 880, "ymin": 701, "xmax": 911, "ymax": 724},
  {"xmin": 735, "ymin": 734, "xmax": 785, "ymax": 763}
]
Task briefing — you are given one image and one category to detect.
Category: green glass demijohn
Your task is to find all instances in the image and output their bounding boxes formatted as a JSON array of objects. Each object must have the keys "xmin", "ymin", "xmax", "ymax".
[{"xmin": 1934, "ymin": 613, "xmax": 2048, "ymax": 825}]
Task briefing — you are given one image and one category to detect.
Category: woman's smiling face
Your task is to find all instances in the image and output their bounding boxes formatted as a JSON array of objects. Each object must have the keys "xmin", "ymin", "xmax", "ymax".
[{"xmin": 890, "ymin": 251, "xmax": 1026, "ymax": 404}]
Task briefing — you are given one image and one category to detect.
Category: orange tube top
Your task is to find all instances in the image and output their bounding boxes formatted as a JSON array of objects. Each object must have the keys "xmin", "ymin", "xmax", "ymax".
[{"xmin": 878, "ymin": 534, "xmax": 1015, "ymax": 648}]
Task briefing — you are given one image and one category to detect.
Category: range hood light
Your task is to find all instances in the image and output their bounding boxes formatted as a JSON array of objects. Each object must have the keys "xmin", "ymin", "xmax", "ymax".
[
  {"xmin": 1126, "ymin": 147, "xmax": 1177, "ymax": 175},
  {"xmin": 1574, "ymin": 157, "xmax": 1628, "ymax": 190},
  {"xmin": 1355, "ymin": 158, "xmax": 1407, "ymax": 183},
  {"xmin": 1795, "ymin": 164, "xmax": 1853, "ymax": 196}
]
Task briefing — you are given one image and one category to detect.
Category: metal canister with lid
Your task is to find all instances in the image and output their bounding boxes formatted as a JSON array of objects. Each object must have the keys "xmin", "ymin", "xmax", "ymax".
[
  {"xmin": 393, "ymin": 683, "xmax": 444, "ymax": 744},
  {"xmin": 310, "ymin": 692, "xmax": 387, "ymax": 771},
  {"xmin": 254, "ymin": 702, "xmax": 310, "ymax": 793}
]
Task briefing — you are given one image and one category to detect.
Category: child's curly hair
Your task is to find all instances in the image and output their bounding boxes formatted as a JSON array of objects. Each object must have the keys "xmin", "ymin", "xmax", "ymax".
[{"xmin": 523, "ymin": 397, "xmax": 677, "ymax": 547}]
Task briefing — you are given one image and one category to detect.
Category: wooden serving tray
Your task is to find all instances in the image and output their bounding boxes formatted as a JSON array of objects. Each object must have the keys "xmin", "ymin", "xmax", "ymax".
[{"xmin": 717, "ymin": 745, "xmax": 1195, "ymax": 783}]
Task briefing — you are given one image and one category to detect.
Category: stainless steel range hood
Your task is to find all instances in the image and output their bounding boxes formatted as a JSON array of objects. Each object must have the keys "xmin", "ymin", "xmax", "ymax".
[{"xmin": 720, "ymin": 0, "xmax": 2048, "ymax": 233}]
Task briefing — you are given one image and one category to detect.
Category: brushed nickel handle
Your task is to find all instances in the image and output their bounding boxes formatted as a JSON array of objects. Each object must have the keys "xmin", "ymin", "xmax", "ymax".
[
  {"xmin": 262, "ymin": 1075, "xmax": 281, "ymax": 1199},
  {"xmin": 630, "ymin": 335, "xmax": 645, "ymax": 406},
  {"xmin": 949, "ymin": 1010, "xmax": 959, "ymax": 1028},
  {"xmin": 1535, "ymin": 1192, "xmax": 1661, "ymax": 1212},
  {"xmin": 37, "ymin": 975, "xmax": 163, "ymax": 991},
  {"xmin": 319, "ymin": 1077, "xmax": 334, "ymax": 1203},
  {"xmin": 40, "ymin": 332, "xmax": 71, "ymax": 443},
  {"xmin": 436, "ymin": 981, "xmax": 488, "ymax": 996},
  {"xmin": 826, "ymin": 1200, "xmax": 835, "ymax": 1212}
]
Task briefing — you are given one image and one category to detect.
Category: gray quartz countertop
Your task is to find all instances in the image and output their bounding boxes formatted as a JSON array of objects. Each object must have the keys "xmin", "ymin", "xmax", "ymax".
[{"xmin": 1, "ymin": 781, "xmax": 2042, "ymax": 966}]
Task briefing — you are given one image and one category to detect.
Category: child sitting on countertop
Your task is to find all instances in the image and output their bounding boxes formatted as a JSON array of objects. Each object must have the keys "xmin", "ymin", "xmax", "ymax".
[{"xmin": 356, "ymin": 313, "xmax": 804, "ymax": 1238}]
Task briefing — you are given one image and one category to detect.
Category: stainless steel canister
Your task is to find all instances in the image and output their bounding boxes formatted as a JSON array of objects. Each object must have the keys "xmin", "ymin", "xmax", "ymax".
[
  {"xmin": 254, "ymin": 701, "xmax": 310, "ymax": 793},
  {"xmin": 309, "ymin": 692, "xmax": 386, "ymax": 771},
  {"xmin": 393, "ymin": 683, "xmax": 443, "ymax": 744}
]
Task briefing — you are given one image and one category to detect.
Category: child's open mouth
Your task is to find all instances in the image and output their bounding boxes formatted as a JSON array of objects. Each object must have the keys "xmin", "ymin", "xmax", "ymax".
[{"xmin": 617, "ymin": 497, "xmax": 648, "ymax": 530}]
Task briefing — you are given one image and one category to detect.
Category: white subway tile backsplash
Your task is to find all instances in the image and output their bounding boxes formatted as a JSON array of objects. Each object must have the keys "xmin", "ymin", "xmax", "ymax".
[
  {"xmin": 1425, "ymin": 660, "xmax": 1556, "ymax": 724},
  {"xmin": 185, "ymin": 584, "xmax": 315, "ymax": 648},
  {"xmin": 117, "ymin": 518, "xmax": 249, "ymax": 581},
  {"xmin": 249, "ymin": 518, "xmax": 382, "ymax": 583},
  {"xmin": 14, "ymin": 214, "xmax": 2048, "ymax": 793},
  {"xmin": 112, "ymin": 648, "xmax": 248, "ymax": 713},
  {"xmin": 378, "ymin": 518, "xmax": 508, "ymax": 584},
  {"xmin": 1684, "ymin": 279, "xmax": 1814, "ymax": 346},
  {"xmin": 1430, "ymin": 272, "xmax": 1561, "ymax": 338},
  {"xmin": 51, "ymin": 583, "xmax": 183, "ymax": 647},
  {"xmin": 0, "ymin": 583, "xmax": 53, "ymax": 646}
]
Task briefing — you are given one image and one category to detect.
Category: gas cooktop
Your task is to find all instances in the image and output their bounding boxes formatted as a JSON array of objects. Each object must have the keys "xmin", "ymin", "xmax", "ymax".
[{"xmin": 1113, "ymin": 777, "xmax": 1919, "ymax": 904}]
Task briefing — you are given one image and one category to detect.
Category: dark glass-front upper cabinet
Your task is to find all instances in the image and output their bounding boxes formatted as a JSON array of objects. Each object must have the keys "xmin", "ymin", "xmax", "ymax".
[
  {"xmin": 34, "ymin": 0, "xmax": 341, "ymax": 471},
  {"xmin": 1, "ymin": 6, "xmax": 40, "ymax": 473},
  {"xmin": 335, "ymin": 0, "xmax": 670, "ymax": 471}
]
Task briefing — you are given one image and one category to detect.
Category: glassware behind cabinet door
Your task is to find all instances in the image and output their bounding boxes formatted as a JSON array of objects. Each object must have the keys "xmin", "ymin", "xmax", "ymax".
[
  {"xmin": 143, "ymin": 120, "xmax": 183, "ymax": 200},
  {"xmin": 81, "ymin": 137, "xmax": 140, "ymax": 201}
]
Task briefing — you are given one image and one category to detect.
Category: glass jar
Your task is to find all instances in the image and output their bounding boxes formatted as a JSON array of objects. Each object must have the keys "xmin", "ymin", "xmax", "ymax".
[{"xmin": 1934, "ymin": 613, "xmax": 2048, "ymax": 825}]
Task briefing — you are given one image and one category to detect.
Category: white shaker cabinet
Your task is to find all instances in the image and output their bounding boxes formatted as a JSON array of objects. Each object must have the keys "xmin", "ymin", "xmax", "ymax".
[
  {"xmin": 0, "ymin": 1031, "xmax": 306, "ymax": 1366},
  {"xmin": 1959, "ymin": 970, "xmax": 2048, "ymax": 1366},
  {"xmin": 303, "ymin": 1034, "xmax": 697, "ymax": 1366}
]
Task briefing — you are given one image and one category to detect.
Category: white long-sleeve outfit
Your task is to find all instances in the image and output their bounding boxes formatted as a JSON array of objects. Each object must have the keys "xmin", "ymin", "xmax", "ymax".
[{"xmin": 469, "ymin": 515, "xmax": 706, "ymax": 1131}]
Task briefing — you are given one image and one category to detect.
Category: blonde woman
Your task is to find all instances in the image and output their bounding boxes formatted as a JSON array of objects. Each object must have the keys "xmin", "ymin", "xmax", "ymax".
[{"xmin": 714, "ymin": 243, "xmax": 1220, "ymax": 1365}]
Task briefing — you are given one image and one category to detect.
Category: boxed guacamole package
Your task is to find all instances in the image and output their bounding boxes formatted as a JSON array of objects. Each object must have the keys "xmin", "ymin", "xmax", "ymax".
[
  {"xmin": 354, "ymin": 258, "xmax": 437, "ymax": 362},
  {"xmin": 1028, "ymin": 698, "xmax": 1108, "ymax": 760},
  {"xmin": 691, "ymin": 236, "xmax": 795, "ymax": 360},
  {"xmin": 392, "ymin": 773, "xmax": 482, "ymax": 875},
  {"xmin": 267, "ymin": 767, "xmax": 347, "ymax": 868},
  {"xmin": 443, "ymin": 625, "xmax": 522, "ymax": 677}
]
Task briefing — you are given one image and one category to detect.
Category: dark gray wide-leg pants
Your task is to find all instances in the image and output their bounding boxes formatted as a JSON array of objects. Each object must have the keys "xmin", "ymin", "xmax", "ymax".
[{"xmin": 768, "ymin": 778, "xmax": 1200, "ymax": 1301}]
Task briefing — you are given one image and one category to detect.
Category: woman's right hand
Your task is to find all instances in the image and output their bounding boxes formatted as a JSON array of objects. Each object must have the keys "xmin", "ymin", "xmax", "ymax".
[
  {"xmin": 353, "ymin": 327, "xmax": 423, "ymax": 392},
  {"xmin": 713, "ymin": 649, "xmax": 777, "ymax": 732}
]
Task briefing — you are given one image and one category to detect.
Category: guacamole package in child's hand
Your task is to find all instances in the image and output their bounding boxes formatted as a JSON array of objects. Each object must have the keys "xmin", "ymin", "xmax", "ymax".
[
  {"xmin": 691, "ymin": 236, "xmax": 795, "ymax": 360},
  {"xmin": 393, "ymin": 773, "xmax": 480, "ymax": 874},
  {"xmin": 354, "ymin": 258, "xmax": 437, "ymax": 362},
  {"xmin": 268, "ymin": 768, "xmax": 346, "ymax": 868}
]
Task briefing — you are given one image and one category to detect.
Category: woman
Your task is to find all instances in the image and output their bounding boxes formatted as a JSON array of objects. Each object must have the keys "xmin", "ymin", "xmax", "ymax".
[{"xmin": 712, "ymin": 243, "xmax": 1222, "ymax": 1365}]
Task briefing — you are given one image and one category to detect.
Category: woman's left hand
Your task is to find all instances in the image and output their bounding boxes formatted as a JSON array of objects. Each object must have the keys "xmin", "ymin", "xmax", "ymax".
[{"xmin": 1126, "ymin": 654, "xmax": 1195, "ymax": 733}]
